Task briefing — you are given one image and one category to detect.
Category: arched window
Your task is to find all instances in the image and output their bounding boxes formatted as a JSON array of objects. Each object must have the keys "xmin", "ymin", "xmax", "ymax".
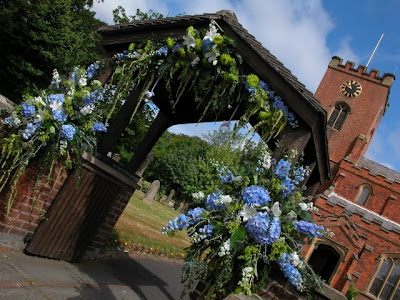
[
  {"xmin": 370, "ymin": 257, "xmax": 400, "ymax": 300},
  {"xmin": 355, "ymin": 184, "xmax": 372, "ymax": 205},
  {"xmin": 327, "ymin": 104, "xmax": 349, "ymax": 130}
]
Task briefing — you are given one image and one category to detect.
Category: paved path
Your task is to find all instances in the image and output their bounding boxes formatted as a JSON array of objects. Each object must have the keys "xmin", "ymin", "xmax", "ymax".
[{"xmin": 0, "ymin": 248, "xmax": 189, "ymax": 300}]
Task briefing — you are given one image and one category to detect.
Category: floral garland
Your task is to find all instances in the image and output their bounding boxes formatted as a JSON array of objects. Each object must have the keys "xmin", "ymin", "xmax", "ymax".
[
  {"xmin": 111, "ymin": 21, "xmax": 298, "ymax": 141},
  {"xmin": 0, "ymin": 64, "xmax": 117, "ymax": 214},
  {"xmin": 162, "ymin": 149, "xmax": 332, "ymax": 298}
]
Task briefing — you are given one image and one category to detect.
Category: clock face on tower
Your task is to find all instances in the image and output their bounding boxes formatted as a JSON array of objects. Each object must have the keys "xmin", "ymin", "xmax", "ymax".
[{"xmin": 340, "ymin": 80, "xmax": 362, "ymax": 98}]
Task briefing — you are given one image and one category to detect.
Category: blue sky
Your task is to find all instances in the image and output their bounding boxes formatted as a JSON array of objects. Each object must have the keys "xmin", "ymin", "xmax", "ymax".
[{"xmin": 93, "ymin": 0, "xmax": 400, "ymax": 170}]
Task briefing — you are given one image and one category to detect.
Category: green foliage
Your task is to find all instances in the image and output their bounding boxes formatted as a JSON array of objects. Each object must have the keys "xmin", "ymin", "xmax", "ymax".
[
  {"xmin": 0, "ymin": 0, "xmax": 104, "ymax": 102},
  {"xmin": 112, "ymin": 6, "xmax": 163, "ymax": 24},
  {"xmin": 345, "ymin": 284, "xmax": 359, "ymax": 300}
]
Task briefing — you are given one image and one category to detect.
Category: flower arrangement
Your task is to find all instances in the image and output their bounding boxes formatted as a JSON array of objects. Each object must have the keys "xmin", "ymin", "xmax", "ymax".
[
  {"xmin": 111, "ymin": 21, "xmax": 298, "ymax": 142},
  {"xmin": 0, "ymin": 63, "xmax": 117, "ymax": 214},
  {"xmin": 162, "ymin": 149, "xmax": 332, "ymax": 299}
]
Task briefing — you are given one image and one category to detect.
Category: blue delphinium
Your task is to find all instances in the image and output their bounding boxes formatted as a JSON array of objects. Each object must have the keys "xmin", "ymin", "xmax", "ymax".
[
  {"xmin": 242, "ymin": 185, "xmax": 270, "ymax": 207},
  {"xmin": 21, "ymin": 102, "xmax": 35, "ymax": 118},
  {"xmin": 3, "ymin": 116, "xmax": 14, "ymax": 125},
  {"xmin": 83, "ymin": 90, "xmax": 103, "ymax": 105},
  {"xmin": 293, "ymin": 166, "xmax": 307, "ymax": 185},
  {"xmin": 259, "ymin": 80, "xmax": 269, "ymax": 91},
  {"xmin": 198, "ymin": 224, "xmax": 213, "ymax": 239},
  {"xmin": 244, "ymin": 82, "xmax": 256, "ymax": 95},
  {"xmin": 60, "ymin": 124, "xmax": 76, "ymax": 141},
  {"xmin": 86, "ymin": 63, "xmax": 100, "ymax": 80},
  {"xmin": 245, "ymin": 212, "xmax": 281, "ymax": 245},
  {"xmin": 186, "ymin": 207, "xmax": 205, "ymax": 226},
  {"xmin": 205, "ymin": 191, "xmax": 224, "ymax": 210},
  {"xmin": 156, "ymin": 46, "xmax": 168, "ymax": 56},
  {"xmin": 281, "ymin": 176, "xmax": 295, "ymax": 197},
  {"xmin": 172, "ymin": 43, "xmax": 182, "ymax": 53},
  {"xmin": 294, "ymin": 221, "xmax": 324, "ymax": 237},
  {"xmin": 273, "ymin": 96, "xmax": 298, "ymax": 127},
  {"xmin": 275, "ymin": 159, "xmax": 291, "ymax": 179},
  {"xmin": 162, "ymin": 213, "xmax": 190, "ymax": 233},
  {"xmin": 47, "ymin": 93, "xmax": 65, "ymax": 103},
  {"xmin": 277, "ymin": 253, "xmax": 303, "ymax": 291},
  {"xmin": 52, "ymin": 110, "xmax": 67, "ymax": 123},
  {"xmin": 92, "ymin": 122, "xmax": 107, "ymax": 132},
  {"xmin": 22, "ymin": 123, "xmax": 40, "ymax": 140}
]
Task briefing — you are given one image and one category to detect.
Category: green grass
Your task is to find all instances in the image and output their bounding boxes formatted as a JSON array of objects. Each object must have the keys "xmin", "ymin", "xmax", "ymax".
[{"xmin": 113, "ymin": 190, "xmax": 191, "ymax": 254}]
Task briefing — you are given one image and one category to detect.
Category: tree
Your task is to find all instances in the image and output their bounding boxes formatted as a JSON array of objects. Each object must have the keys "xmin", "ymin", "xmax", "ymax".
[
  {"xmin": 0, "ymin": 0, "xmax": 105, "ymax": 102},
  {"xmin": 112, "ymin": 6, "xmax": 163, "ymax": 24}
]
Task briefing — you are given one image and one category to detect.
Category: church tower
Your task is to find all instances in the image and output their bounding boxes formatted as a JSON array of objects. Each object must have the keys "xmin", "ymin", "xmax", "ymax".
[{"xmin": 314, "ymin": 56, "xmax": 395, "ymax": 176}]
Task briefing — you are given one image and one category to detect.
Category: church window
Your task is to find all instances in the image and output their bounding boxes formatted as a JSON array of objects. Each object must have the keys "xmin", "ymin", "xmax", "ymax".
[
  {"xmin": 355, "ymin": 184, "xmax": 372, "ymax": 205},
  {"xmin": 327, "ymin": 104, "xmax": 348, "ymax": 130},
  {"xmin": 370, "ymin": 257, "xmax": 400, "ymax": 300}
]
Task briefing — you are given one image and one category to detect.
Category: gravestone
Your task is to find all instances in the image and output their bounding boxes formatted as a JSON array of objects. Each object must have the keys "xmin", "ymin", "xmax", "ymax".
[
  {"xmin": 135, "ymin": 152, "xmax": 154, "ymax": 177},
  {"xmin": 159, "ymin": 195, "xmax": 167, "ymax": 203},
  {"xmin": 142, "ymin": 180, "xmax": 160, "ymax": 204},
  {"xmin": 166, "ymin": 189, "xmax": 175, "ymax": 202}
]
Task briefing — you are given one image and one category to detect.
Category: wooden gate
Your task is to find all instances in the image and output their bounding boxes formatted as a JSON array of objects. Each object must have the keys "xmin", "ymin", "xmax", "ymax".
[{"xmin": 25, "ymin": 156, "xmax": 137, "ymax": 262}]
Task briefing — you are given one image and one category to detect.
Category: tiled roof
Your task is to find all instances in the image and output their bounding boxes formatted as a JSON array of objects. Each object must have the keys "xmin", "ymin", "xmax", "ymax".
[{"xmin": 356, "ymin": 157, "xmax": 400, "ymax": 183}]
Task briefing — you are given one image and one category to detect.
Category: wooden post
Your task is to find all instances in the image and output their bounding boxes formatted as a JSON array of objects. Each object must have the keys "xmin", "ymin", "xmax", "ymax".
[
  {"xmin": 97, "ymin": 88, "xmax": 142, "ymax": 155},
  {"xmin": 128, "ymin": 110, "xmax": 174, "ymax": 173},
  {"xmin": 273, "ymin": 123, "xmax": 312, "ymax": 161}
]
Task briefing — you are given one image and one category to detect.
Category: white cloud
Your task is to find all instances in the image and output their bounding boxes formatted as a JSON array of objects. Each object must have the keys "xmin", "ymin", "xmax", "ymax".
[{"xmin": 335, "ymin": 38, "xmax": 360, "ymax": 64}]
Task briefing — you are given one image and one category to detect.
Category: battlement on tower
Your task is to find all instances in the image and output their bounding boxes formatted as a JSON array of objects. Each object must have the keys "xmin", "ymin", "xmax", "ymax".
[{"xmin": 328, "ymin": 56, "xmax": 395, "ymax": 87}]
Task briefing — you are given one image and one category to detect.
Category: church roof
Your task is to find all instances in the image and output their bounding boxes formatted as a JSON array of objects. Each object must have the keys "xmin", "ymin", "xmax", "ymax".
[
  {"xmin": 356, "ymin": 157, "xmax": 400, "ymax": 183},
  {"xmin": 98, "ymin": 11, "xmax": 331, "ymax": 183}
]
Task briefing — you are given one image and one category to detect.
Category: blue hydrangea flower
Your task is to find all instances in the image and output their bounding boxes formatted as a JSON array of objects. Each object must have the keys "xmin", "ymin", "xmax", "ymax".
[
  {"xmin": 22, "ymin": 123, "xmax": 40, "ymax": 140},
  {"xmin": 275, "ymin": 159, "xmax": 291, "ymax": 179},
  {"xmin": 277, "ymin": 253, "xmax": 303, "ymax": 291},
  {"xmin": 245, "ymin": 213, "xmax": 281, "ymax": 245},
  {"xmin": 198, "ymin": 224, "xmax": 213, "ymax": 238},
  {"xmin": 205, "ymin": 191, "xmax": 224, "ymax": 210},
  {"xmin": 52, "ymin": 110, "xmax": 67, "ymax": 123},
  {"xmin": 91, "ymin": 122, "xmax": 107, "ymax": 132},
  {"xmin": 294, "ymin": 221, "xmax": 324, "ymax": 237},
  {"xmin": 202, "ymin": 38, "xmax": 213, "ymax": 53},
  {"xmin": 21, "ymin": 102, "xmax": 35, "ymax": 118},
  {"xmin": 220, "ymin": 168, "xmax": 235, "ymax": 184},
  {"xmin": 186, "ymin": 207, "xmax": 205, "ymax": 226},
  {"xmin": 156, "ymin": 46, "xmax": 168, "ymax": 56},
  {"xmin": 242, "ymin": 185, "xmax": 270, "ymax": 207},
  {"xmin": 60, "ymin": 124, "xmax": 76, "ymax": 141}
]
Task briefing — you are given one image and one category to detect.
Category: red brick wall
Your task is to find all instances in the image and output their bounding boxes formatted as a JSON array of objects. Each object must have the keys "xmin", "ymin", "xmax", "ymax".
[
  {"xmin": 0, "ymin": 162, "xmax": 68, "ymax": 236},
  {"xmin": 314, "ymin": 60, "xmax": 391, "ymax": 165}
]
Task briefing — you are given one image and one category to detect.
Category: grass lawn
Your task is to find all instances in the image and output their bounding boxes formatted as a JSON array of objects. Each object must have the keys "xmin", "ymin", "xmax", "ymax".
[{"xmin": 113, "ymin": 190, "xmax": 191, "ymax": 254}]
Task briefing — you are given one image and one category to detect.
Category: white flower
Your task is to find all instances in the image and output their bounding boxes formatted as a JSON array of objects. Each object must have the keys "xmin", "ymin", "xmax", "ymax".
[
  {"xmin": 80, "ymin": 105, "xmax": 94, "ymax": 116},
  {"xmin": 215, "ymin": 195, "xmax": 232, "ymax": 205},
  {"xmin": 192, "ymin": 191, "xmax": 205, "ymax": 201},
  {"xmin": 13, "ymin": 117, "xmax": 21, "ymax": 126},
  {"xmin": 33, "ymin": 96, "xmax": 45, "ymax": 107},
  {"xmin": 205, "ymin": 44, "xmax": 220, "ymax": 64},
  {"xmin": 49, "ymin": 100, "xmax": 63, "ymax": 111},
  {"xmin": 78, "ymin": 77, "xmax": 87, "ymax": 87},
  {"xmin": 205, "ymin": 23, "xmax": 220, "ymax": 41},
  {"xmin": 182, "ymin": 31, "xmax": 196, "ymax": 48},
  {"xmin": 261, "ymin": 152, "xmax": 272, "ymax": 169},
  {"xmin": 191, "ymin": 57, "xmax": 200, "ymax": 67},
  {"xmin": 271, "ymin": 202, "xmax": 282, "ymax": 217},
  {"xmin": 144, "ymin": 90, "xmax": 155, "ymax": 102},
  {"xmin": 242, "ymin": 267, "xmax": 253, "ymax": 276},
  {"xmin": 239, "ymin": 204, "xmax": 257, "ymax": 222},
  {"xmin": 290, "ymin": 252, "xmax": 303, "ymax": 268},
  {"xmin": 218, "ymin": 240, "xmax": 231, "ymax": 257},
  {"xmin": 298, "ymin": 202, "xmax": 318, "ymax": 212}
]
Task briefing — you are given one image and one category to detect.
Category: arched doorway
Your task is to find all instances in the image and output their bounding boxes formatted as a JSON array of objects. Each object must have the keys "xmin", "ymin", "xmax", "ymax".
[{"xmin": 308, "ymin": 244, "xmax": 341, "ymax": 283}]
